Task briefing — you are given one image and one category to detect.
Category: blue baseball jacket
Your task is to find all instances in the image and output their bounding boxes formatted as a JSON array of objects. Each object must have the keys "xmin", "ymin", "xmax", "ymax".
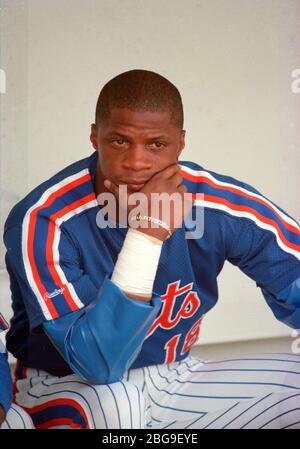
[{"xmin": 3, "ymin": 151, "xmax": 300, "ymax": 383}]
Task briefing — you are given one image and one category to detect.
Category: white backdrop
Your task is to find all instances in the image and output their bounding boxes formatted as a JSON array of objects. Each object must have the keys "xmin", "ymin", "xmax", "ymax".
[{"xmin": 0, "ymin": 0, "xmax": 299, "ymax": 346}]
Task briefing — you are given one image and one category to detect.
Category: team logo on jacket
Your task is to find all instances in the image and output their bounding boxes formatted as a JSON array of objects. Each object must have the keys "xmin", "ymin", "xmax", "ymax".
[{"xmin": 146, "ymin": 280, "xmax": 201, "ymax": 337}]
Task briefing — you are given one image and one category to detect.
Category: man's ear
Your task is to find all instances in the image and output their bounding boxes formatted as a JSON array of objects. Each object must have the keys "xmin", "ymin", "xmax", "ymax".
[
  {"xmin": 177, "ymin": 129, "xmax": 186, "ymax": 160},
  {"xmin": 90, "ymin": 124, "xmax": 98, "ymax": 150}
]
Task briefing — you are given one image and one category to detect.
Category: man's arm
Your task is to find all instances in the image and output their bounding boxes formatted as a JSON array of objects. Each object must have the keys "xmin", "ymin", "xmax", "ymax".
[
  {"xmin": 43, "ymin": 276, "xmax": 162, "ymax": 384},
  {"xmin": 43, "ymin": 217, "xmax": 177, "ymax": 383},
  {"xmin": 4, "ymin": 215, "xmax": 163, "ymax": 385},
  {"xmin": 224, "ymin": 186, "xmax": 300, "ymax": 328},
  {"xmin": 42, "ymin": 185, "xmax": 172, "ymax": 384},
  {"xmin": 261, "ymin": 276, "xmax": 300, "ymax": 330},
  {"xmin": 4, "ymin": 164, "xmax": 189, "ymax": 384}
]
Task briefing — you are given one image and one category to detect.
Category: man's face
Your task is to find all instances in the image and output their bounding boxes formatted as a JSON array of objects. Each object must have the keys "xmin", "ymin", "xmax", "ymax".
[{"xmin": 90, "ymin": 108, "xmax": 185, "ymax": 194}]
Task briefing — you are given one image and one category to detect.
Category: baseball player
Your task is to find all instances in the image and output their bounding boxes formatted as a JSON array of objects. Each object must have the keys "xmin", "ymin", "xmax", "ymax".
[
  {"xmin": 0, "ymin": 313, "xmax": 34, "ymax": 429},
  {"xmin": 3, "ymin": 70, "xmax": 300, "ymax": 429}
]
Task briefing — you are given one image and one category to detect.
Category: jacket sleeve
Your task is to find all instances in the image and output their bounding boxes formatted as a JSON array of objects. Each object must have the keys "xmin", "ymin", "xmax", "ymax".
[
  {"xmin": 225, "ymin": 190, "xmax": 300, "ymax": 329},
  {"xmin": 261, "ymin": 276, "xmax": 300, "ymax": 330},
  {"xmin": 43, "ymin": 278, "xmax": 162, "ymax": 384}
]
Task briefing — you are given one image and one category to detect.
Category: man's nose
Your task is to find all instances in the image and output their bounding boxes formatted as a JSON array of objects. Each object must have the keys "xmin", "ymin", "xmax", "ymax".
[{"xmin": 122, "ymin": 145, "xmax": 152, "ymax": 171}]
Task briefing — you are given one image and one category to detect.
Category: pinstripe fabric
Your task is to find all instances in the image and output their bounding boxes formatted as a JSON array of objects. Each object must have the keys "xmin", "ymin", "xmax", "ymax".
[
  {"xmin": 13, "ymin": 353, "xmax": 300, "ymax": 429},
  {"xmin": 140, "ymin": 354, "xmax": 300, "ymax": 429},
  {"xmin": 1, "ymin": 404, "xmax": 35, "ymax": 429},
  {"xmin": 14, "ymin": 367, "xmax": 145, "ymax": 429}
]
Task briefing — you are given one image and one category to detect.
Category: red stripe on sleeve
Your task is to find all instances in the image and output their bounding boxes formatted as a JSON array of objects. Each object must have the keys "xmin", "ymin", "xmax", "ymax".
[
  {"xmin": 45, "ymin": 193, "xmax": 96, "ymax": 312},
  {"xmin": 27, "ymin": 174, "xmax": 93, "ymax": 319},
  {"xmin": 181, "ymin": 170, "xmax": 300, "ymax": 236},
  {"xmin": 200, "ymin": 194, "xmax": 300, "ymax": 253}
]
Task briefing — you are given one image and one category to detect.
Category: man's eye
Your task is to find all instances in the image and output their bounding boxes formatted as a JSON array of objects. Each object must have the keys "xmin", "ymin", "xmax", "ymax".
[
  {"xmin": 113, "ymin": 139, "xmax": 125, "ymax": 145},
  {"xmin": 151, "ymin": 142, "xmax": 165, "ymax": 149}
]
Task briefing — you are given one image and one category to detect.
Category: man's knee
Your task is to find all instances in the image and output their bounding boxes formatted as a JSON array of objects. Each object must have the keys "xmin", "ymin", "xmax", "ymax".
[
  {"xmin": 1, "ymin": 404, "xmax": 35, "ymax": 429},
  {"xmin": 78, "ymin": 380, "xmax": 146, "ymax": 429}
]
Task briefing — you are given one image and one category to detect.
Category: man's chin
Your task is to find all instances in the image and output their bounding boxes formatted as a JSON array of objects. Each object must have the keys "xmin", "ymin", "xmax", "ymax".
[{"xmin": 126, "ymin": 183, "xmax": 145, "ymax": 192}]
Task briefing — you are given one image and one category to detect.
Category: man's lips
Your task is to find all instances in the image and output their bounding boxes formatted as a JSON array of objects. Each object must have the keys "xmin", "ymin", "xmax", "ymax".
[{"xmin": 118, "ymin": 180, "xmax": 148, "ymax": 191}]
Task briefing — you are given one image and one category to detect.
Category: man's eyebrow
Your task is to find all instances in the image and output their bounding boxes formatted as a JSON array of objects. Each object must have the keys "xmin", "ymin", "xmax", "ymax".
[
  {"xmin": 146, "ymin": 134, "xmax": 169, "ymax": 140},
  {"xmin": 107, "ymin": 131, "xmax": 169, "ymax": 139}
]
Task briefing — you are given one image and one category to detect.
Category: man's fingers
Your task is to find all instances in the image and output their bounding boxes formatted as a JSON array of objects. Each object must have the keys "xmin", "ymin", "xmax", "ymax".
[
  {"xmin": 152, "ymin": 163, "xmax": 180, "ymax": 181},
  {"xmin": 169, "ymin": 172, "xmax": 183, "ymax": 187},
  {"xmin": 165, "ymin": 163, "xmax": 181, "ymax": 179},
  {"xmin": 104, "ymin": 179, "xmax": 112, "ymax": 190},
  {"xmin": 104, "ymin": 179, "xmax": 119, "ymax": 197}
]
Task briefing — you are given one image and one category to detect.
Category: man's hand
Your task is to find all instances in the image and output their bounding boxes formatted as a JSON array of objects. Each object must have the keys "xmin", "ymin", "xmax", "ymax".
[{"xmin": 104, "ymin": 163, "xmax": 193, "ymax": 241}]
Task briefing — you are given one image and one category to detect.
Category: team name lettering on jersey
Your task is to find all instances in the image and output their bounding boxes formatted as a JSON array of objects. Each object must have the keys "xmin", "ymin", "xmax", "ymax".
[
  {"xmin": 146, "ymin": 280, "xmax": 201, "ymax": 338},
  {"xmin": 146, "ymin": 280, "xmax": 203, "ymax": 363},
  {"xmin": 147, "ymin": 280, "xmax": 201, "ymax": 337}
]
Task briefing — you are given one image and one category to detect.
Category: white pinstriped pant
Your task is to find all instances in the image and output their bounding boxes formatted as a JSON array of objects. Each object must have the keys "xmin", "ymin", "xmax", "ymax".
[
  {"xmin": 13, "ymin": 353, "xmax": 300, "ymax": 429},
  {"xmin": 1, "ymin": 404, "xmax": 35, "ymax": 429}
]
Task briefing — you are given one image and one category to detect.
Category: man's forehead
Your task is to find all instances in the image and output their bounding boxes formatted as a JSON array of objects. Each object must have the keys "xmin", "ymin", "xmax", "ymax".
[{"xmin": 102, "ymin": 108, "xmax": 174, "ymax": 132}]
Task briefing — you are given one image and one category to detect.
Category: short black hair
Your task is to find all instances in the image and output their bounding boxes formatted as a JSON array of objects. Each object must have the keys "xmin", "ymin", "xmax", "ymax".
[{"xmin": 95, "ymin": 69, "xmax": 184, "ymax": 130}]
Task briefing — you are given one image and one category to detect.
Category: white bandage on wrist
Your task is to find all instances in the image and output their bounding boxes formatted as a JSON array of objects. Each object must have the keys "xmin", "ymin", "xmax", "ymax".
[{"xmin": 111, "ymin": 228, "xmax": 163, "ymax": 296}]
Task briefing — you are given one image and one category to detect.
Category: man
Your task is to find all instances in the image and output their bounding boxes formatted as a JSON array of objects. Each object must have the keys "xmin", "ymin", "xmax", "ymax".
[
  {"xmin": 3, "ymin": 70, "xmax": 300, "ymax": 429},
  {"xmin": 0, "ymin": 313, "xmax": 34, "ymax": 429}
]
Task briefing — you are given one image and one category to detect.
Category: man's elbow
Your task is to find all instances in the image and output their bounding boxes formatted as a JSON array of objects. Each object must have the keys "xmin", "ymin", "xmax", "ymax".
[
  {"xmin": 82, "ymin": 371, "xmax": 122, "ymax": 385},
  {"xmin": 67, "ymin": 355, "xmax": 123, "ymax": 385}
]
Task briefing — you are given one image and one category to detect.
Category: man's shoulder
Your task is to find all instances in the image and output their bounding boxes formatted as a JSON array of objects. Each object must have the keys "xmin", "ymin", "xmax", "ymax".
[
  {"xmin": 179, "ymin": 160, "xmax": 260, "ymax": 195},
  {"xmin": 4, "ymin": 151, "xmax": 98, "ymax": 234},
  {"xmin": 179, "ymin": 160, "xmax": 300, "ymax": 237}
]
